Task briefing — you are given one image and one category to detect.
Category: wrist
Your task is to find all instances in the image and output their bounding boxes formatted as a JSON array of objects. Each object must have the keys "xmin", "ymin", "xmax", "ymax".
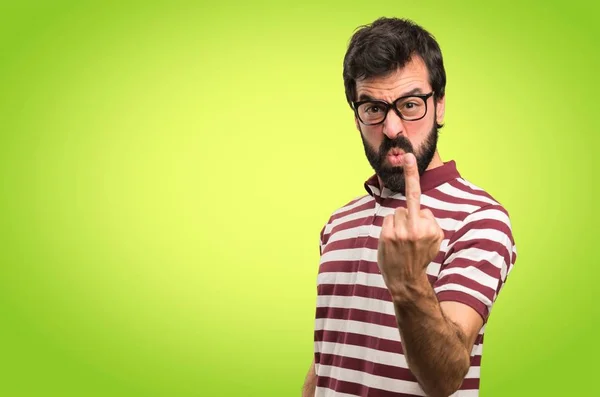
[{"xmin": 388, "ymin": 271, "xmax": 432, "ymax": 304}]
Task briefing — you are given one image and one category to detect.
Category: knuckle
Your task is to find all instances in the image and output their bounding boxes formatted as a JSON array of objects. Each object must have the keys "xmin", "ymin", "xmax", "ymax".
[
  {"xmin": 395, "ymin": 207, "xmax": 408, "ymax": 216},
  {"xmin": 429, "ymin": 225, "xmax": 440, "ymax": 238},
  {"xmin": 406, "ymin": 226, "xmax": 419, "ymax": 241},
  {"xmin": 397, "ymin": 228, "xmax": 409, "ymax": 241}
]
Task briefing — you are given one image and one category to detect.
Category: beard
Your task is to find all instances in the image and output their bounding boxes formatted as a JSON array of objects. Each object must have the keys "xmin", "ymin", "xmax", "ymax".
[{"xmin": 360, "ymin": 123, "xmax": 438, "ymax": 194}]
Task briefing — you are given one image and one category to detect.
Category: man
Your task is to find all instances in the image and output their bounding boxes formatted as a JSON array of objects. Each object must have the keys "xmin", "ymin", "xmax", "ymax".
[{"xmin": 302, "ymin": 17, "xmax": 517, "ymax": 397}]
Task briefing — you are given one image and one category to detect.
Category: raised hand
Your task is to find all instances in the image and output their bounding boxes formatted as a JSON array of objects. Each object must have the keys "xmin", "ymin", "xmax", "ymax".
[{"xmin": 377, "ymin": 153, "xmax": 445, "ymax": 298}]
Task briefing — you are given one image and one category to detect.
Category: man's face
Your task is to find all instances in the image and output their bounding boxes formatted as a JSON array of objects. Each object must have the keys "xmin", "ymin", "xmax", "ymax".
[{"xmin": 354, "ymin": 56, "xmax": 445, "ymax": 193}]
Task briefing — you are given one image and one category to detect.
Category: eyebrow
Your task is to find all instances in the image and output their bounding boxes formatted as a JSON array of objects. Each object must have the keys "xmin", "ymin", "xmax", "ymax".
[{"xmin": 357, "ymin": 88, "xmax": 426, "ymax": 102}]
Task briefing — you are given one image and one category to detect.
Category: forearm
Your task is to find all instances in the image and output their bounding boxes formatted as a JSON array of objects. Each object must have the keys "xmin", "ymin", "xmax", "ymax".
[
  {"xmin": 391, "ymin": 274, "xmax": 470, "ymax": 397},
  {"xmin": 301, "ymin": 359, "xmax": 317, "ymax": 397}
]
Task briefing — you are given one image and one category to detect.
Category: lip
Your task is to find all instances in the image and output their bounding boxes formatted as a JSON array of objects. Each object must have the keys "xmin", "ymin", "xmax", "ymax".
[
  {"xmin": 387, "ymin": 150, "xmax": 405, "ymax": 166},
  {"xmin": 388, "ymin": 148, "xmax": 405, "ymax": 157}
]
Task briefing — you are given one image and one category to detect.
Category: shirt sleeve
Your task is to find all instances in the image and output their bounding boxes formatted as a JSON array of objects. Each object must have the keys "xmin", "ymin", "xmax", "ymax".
[{"xmin": 434, "ymin": 204, "xmax": 517, "ymax": 323}]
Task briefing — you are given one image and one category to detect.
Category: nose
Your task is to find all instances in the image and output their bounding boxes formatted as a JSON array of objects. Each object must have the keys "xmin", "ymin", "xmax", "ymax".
[{"xmin": 382, "ymin": 108, "xmax": 405, "ymax": 139}]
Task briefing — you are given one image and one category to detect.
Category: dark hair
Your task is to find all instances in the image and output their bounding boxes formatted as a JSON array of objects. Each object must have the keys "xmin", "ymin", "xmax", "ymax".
[{"xmin": 343, "ymin": 17, "xmax": 446, "ymax": 109}]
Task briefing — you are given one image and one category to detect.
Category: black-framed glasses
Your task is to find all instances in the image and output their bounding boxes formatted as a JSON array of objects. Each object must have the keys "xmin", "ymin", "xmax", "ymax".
[{"xmin": 352, "ymin": 92, "xmax": 434, "ymax": 125}]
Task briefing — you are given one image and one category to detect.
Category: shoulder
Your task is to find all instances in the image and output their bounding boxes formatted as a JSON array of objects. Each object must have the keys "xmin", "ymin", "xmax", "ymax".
[
  {"xmin": 432, "ymin": 176, "xmax": 513, "ymax": 226},
  {"xmin": 451, "ymin": 177, "xmax": 512, "ymax": 227},
  {"xmin": 439, "ymin": 177, "xmax": 517, "ymax": 263}
]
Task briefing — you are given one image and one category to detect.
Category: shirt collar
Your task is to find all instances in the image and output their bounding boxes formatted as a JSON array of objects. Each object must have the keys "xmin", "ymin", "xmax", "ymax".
[{"xmin": 364, "ymin": 160, "xmax": 461, "ymax": 198}]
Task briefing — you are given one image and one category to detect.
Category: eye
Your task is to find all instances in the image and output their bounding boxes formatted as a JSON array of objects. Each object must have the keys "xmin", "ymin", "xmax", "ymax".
[
  {"xmin": 365, "ymin": 104, "xmax": 383, "ymax": 113},
  {"xmin": 401, "ymin": 101, "xmax": 419, "ymax": 110}
]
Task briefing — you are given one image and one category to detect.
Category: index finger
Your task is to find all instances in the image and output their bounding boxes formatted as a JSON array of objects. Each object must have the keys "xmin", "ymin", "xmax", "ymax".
[{"xmin": 403, "ymin": 153, "xmax": 421, "ymax": 220}]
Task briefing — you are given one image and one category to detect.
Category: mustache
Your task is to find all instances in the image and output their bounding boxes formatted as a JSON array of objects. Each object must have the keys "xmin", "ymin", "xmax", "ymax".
[{"xmin": 378, "ymin": 136, "xmax": 415, "ymax": 158}]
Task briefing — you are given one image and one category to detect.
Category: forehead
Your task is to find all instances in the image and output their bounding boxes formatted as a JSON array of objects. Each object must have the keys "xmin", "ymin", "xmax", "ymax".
[{"xmin": 355, "ymin": 56, "xmax": 430, "ymax": 100}]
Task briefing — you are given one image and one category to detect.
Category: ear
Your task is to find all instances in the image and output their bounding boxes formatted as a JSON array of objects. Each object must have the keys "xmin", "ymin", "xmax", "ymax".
[
  {"xmin": 435, "ymin": 95, "xmax": 446, "ymax": 125},
  {"xmin": 354, "ymin": 116, "xmax": 361, "ymax": 131}
]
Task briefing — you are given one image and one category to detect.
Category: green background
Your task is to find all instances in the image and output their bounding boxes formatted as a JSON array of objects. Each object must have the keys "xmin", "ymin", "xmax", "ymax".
[{"xmin": 1, "ymin": 1, "xmax": 598, "ymax": 396}]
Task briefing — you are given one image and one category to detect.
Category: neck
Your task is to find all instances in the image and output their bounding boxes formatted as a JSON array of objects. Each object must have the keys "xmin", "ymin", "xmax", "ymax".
[{"xmin": 426, "ymin": 150, "xmax": 444, "ymax": 171}]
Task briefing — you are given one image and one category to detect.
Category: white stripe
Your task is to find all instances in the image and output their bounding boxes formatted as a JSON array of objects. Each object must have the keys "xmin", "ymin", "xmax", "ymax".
[
  {"xmin": 434, "ymin": 283, "xmax": 492, "ymax": 309},
  {"xmin": 326, "ymin": 223, "xmax": 455, "ymax": 248},
  {"xmin": 320, "ymin": 247, "xmax": 377, "ymax": 265},
  {"xmin": 448, "ymin": 228, "xmax": 511, "ymax": 249},
  {"xmin": 318, "ymin": 271, "xmax": 386, "ymax": 289},
  {"xmin": 317, "ymin": 341, "xmax": 481, "ymax": 380},
  {"xmin": 451, "ymin": 390, "xmax": 480, "ymax": 397},
  {"xmin": 462, "ymin": 208, "xmax": 511, "ymax": 226},
  {"xmin": 367, "ymin": 202, "xmax": 472, "ymax": 230},
  {"xmin": 420, "ymin": 194, "xmax": 480, "ymax": 213},
  {"xmin": 315, "ymin": 305, "xmax": 484, "ymax": 356},
  {"xmin": 465, "ymin": 366, "xmax": 481, "ymax": 378},
  {"xmin": 317, "ymin": 295, "xmax": 395, "ymax": 317},
  {"xmin": 436, "ymin": 216, "xmax": 463, "ymax": 232},
  {"xmin": 317, "ymin": 340, "xmax": 408, "ymax": 368},
  {"xmin": 320, "ymin": 247, "xmax": 445, "ymax": 276},
  {"xmin": 316, "ymin": 364, "xmax": 426, "ymax": 395},
  {"xmin": 438, "ymin": 182, "xmax": 499, "ymax": 206},
  {"xmin": 326, "ymin": 209, "xmax": 374, "ymax": 232},
  {"xmin": 365, "ymin": 184, "xmax": 381, "ymax": 197},
  {"xmin": 327, "ymin": 224, "xmax": 380, "ymax": 244},
  {"xmin": 317, "ymin": 259, "xmax": 444, "ymax": 288},
  {"xmin": 455, "ymin": 178, "xmax": 486, "ymax": 192},
  {"xmin": 377, "ymin": 192, "xmax": 481, "ymax": 214},
  {"xmin": 471, "ymin": 342, "xmax": 483, "ymax": 356},
  {"xmin": 331, "ymin": 196, "xmax": 373, "ymax": 217},
  {"xmin": 315, "ymin": 317, "xmax": 400, "ymax": 342},
  {"xmin": 315, "ymin": 387, "xmax": 359, "ymax": 397},
  {"xmin": 445, "ymin": 247, "xmax": 506, "ymax": 270},
  {"xmin": 438, "ymin": 266, "xmax": 499, "ymax": 291},
  {"xmin": 325, "ymin": 206, "xmax": 464, "ymax": 237},
  {"xmin": 445, "ymin": 246, "xmax": 509, "ymax": 282},
  {"xmin": 315, "ymin": 372, "xmax": 480, "ymax": 397},
  {"xmin": 446, "ymin": 228, "xmax": 512, "ymax": 282}
]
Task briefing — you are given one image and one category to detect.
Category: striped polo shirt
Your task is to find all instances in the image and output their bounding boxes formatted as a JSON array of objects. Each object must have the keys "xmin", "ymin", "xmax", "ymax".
[{"xmin": 314, "ymin": 160, "xmax": 517, "ymax": 397}]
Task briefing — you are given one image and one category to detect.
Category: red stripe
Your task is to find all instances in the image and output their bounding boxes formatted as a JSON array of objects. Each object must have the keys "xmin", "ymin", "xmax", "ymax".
[
  {"xmin": 435, "ymin": 273, "xmax": 497, "ymax": 300},
  {"xmin": 320, "ymin": 260, "xmax": 381, "ymax": 275},
  {"xmin": 319, "ymin": 353, "xmax": 482, "ymax": 391},
  {"xmin": 318, "ymin": 283, "xmax": 391, "ymax": 302},
  {"xmin": 319, "ymin": 259, "xmax": 442, "ymax": 283},
  {"xmin": 317, "ymin": 362, "xmax": 480, "ymax": 395},
  {"xmin": 322, "ymin": 214, "xmax": 474, "ymax": 252},
  {"xmin": 460, "ymin": 377, "xmax": 480, "ymax": 390},
  {"xmin": 427, "ymin": 188, "xmax": 494, "ymax": 208},
  {"xmin": 326, "ymin": 236, "xmax": 460, "ymax": 258},
  {"xmin": 327, "ymin": 217, "xmax": 373, "ymax": 238},
  {"xmin": 448, "ymin": 179, "xmax": 499, "ymax": 203},
  {"xmin": 315, "ymin": 329, "xmax": 484, "ymax": 366},
  {"xmin": 319, "ymin": 260, "xmax": 361, "ymax": 274},
  {"xmin": 322, "ymin": 236, "xmax": 369, "ymax": 255},
  {"xmin": 379, "ymin": 197, "xmax": 475, "ymax": 219},
  {"xmin": 436, "ymin": 290, "xmax": 489, "ymax": 320},
  {"xmin": 446, "ymin": 238, "xmax": 512, "ymax": 265},
  {"xmin": 438, "ymin": 255, "xmax": 503, "ymax": 279},
  {"xmin": 329, "ymin": 198, "xmax": 376, "ymax": 222},
  {"xmin": 446, "ymin": 239, "xmax": 510, "ymax": 273},
  {"xmin": 426, "ymin": 206, "xmax": 470, "ymax": 219},
  {"xmin": 449, "ymin": 218, "xmax": 513, "ymax": 246},
  {"xmin": 316, "ymin": 329, "xmax": 404, "ymax": 355}
]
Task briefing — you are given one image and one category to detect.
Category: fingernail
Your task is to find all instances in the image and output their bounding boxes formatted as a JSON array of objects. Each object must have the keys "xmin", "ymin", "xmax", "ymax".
[{"xmin": 404, "ymin": 153, "xmax": 414, "ymax": 165}]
